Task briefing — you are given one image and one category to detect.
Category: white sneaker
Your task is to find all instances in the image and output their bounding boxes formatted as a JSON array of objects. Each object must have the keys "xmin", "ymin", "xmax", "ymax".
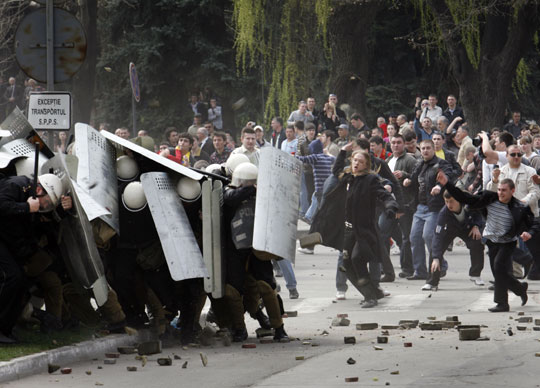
[
  {"xmin": 382, "ymin": 289, "xmax": 391, "ymax": 297},
  {"xmin": 421, "ymin": 283, "xmax": 437, "ymax": 291},
  {"xmin": 298, "ymin": 247, "xmax": 314, "ymax": 254},
  {"xmin": 470, "ymin": 277, "xmax": 485, "ymax": 286},
  {"xmin": 335, "ymin": 291, "xmax": 346, "ymax": 300}
]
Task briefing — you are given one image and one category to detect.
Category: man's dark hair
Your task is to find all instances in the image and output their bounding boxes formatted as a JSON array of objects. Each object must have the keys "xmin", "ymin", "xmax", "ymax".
[
  {"xmin": 305, "ymin": 123, "xmax": 315, "ymax": 131},
  {"xmin": 443, "ymin": 189, "xmax": 453, "ymax": 199},
  {"xmin": 178, "ymin": 132, "xmax": 194, "ymax": 145},
  {"xmin": 164, "ymin": 127, "xmax": 178, "ymax": 141},
  {"xmin": 369, "ymin": 135, "xmax": 384, "ymax": 146},
  {"xmin": 350, "ymin": 113, "xmax": 365, "ymax": 122},
  {"xmin": 432, "ymin": 131, "xmax": 445, "ymax": 140},
  {"xmin": 498, "ymin": 132, "xmax": 515, "ymax": 148},
  {"xmin": 500, "ymin": 178, "xmax": 515, "ymax": 190},
  {"xmin": 323, "ymin": 130, "xmax": 336, "ymax": 142},
  {"xmin": 392, "ymin": 134, "xmax": 404, "ymax": 142},
  {"xmin": 213, "ymin": 131, "xmax": 227, "ymax": 142},
  {"xmin": 203, "ymin": 121, "xmax": 212, "ymax": 126},
  {"xmin": 355, "ymin": 138, "xmax": 370, "ymax": 151},
  {"xmin": 428, "ymin": 93, "xmax": 437, "ymax": 99},
  {"xmin": 447, "ymin": 94, "xmax": 456, "ymax": 100},
  {"xmin": 241, "ymin": 127, "xmax": 256, "ymax": 136},
  {"xmin": 273, "ymin": 117, "xmax": 284, "ymax": 127},
  {"xmin": 402, "ymin": 129, "xmax": 417, "ymax": 142},
  {"xmin": 294, "ymin": 120, "xmax": 304, "ymax": 131},
  {"xmin": 194, "ymin": 113, "xmax": 202, "ymax": 118}
]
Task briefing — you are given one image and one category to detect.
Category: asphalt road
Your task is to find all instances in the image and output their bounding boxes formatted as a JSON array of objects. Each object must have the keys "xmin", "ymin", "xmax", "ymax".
[{"xmin": 4, "ymin": 226, "xmax": 540, "ymax": 388}]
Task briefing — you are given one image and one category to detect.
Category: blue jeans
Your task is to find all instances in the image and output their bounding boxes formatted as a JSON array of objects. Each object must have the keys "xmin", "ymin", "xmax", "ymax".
[
  {"xmin": 410, "ymin": 205, "xmax": 439, "ymax": 278},
  {"xmin": 277, "ymin": 259, "xmax": 297, "ymax": 290},
  {"xmin": 336, "ymin": 251, "xmax": 348, "ymax": 292},
  {"xmin": 305, "ymin": 191, "xmax": 320, "ymax": 222},
  {"xmin": 299, "ymin": 172, "xmax": 310, "ymax": 217}
]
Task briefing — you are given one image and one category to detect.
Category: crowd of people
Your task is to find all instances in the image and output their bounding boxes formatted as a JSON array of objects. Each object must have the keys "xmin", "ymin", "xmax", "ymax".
[{"xmin": 1, "ymin": 90, "xmax": 540, "ymax": 349}]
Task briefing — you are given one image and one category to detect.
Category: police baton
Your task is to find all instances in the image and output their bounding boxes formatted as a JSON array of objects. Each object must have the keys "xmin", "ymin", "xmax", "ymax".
[{"xmin": 32, "ymin": 142, "xmax": 39, "ymax": 199}]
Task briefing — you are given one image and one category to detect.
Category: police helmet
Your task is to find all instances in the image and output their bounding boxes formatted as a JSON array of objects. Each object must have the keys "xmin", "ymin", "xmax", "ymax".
[
  {"xmin": 176, "ymin": 176, "xmax": 202, "ymax": 202},
  {"xmin": 122, "ymin": 181, "xmax": 147, "ymax": 211},
  {"xmin": 38, "ymin": 173, "xmax": 63, "ymax": 206},
  {"xmin": 116, "ymin": 155, "xmax": 139, "ymax": 181},
  {"xmin": 225, "ymin": 153, "xmax": 250, "ymax": 175},
  {"xmin": 231, "ymin": 162, "xmax": 258, "ymax": 187}
]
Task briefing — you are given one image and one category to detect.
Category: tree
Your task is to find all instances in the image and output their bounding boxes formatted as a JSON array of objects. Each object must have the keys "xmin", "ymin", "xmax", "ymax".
[{"xmin": 413, "ymin": 1, "xmax": 539, "ymax": 133}]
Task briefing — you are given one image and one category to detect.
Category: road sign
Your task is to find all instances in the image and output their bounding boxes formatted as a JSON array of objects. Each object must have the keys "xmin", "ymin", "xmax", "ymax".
[
  {"xmin": 27, "ymin": 92, "xmax": 71, "ymax": 130},
  {"xmin": 14, "ymin": 7, "xmax": 87, "ymax": 83},
  {"xmin": 129, "ymin": 62, "xmax": 140, "ymax": 103}
]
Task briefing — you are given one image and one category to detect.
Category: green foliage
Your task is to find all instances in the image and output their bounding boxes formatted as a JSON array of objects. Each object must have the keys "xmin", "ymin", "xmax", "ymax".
[
  {"xmin": 232, "ymin": 0, "xmax": 331, "ymax": 123},
  {"xmin": 446, "ymin": 0, "xmax": 481, "ymax": 68},
  {"xmin": 512, "ymin": 58, "xmax": 531, "ymax": 98}
]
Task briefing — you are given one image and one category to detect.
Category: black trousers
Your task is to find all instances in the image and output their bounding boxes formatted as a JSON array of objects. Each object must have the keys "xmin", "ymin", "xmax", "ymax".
[
  {"xmin": 342, "ymin": 227, "xmax": 379, "ymax": 300},
  {"xmin": 486, "ymin": 240, "xmax": 526, "ymax": 305},
  {"xmin": 0, "ymin": 241, "xmax": 27, "ymax": 335},
  {"xmin": 427, "ymin": 229, "xmax": 484, "ymax": 286}
]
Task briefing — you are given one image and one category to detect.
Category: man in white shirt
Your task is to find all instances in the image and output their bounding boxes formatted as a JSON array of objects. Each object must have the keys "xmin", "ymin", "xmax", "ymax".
[
  {"xmin": 281, "ymin": 124, "xmax": 298, "ymax": 155},
  {"xmin": 231, "ymin": 127, "xmax": 260, "ymax": 166},
  {"xmin": 420, "ymin": 94, "xmax": 443, "ymax": 122}
]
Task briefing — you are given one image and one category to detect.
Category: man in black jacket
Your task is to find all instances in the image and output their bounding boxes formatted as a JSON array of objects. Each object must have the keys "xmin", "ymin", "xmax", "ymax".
[
  {"xmin": 270, "ymin": 117, "xmax": 287, "ymax": 149},
  {"xmin": 437, "ymin": 172, "xmax": 536, "ymax": 312},
  {"xmin": 422, "ymin": 189, "xmax": 485, "ymax": 291},
  {"xmin": 0, "ymin": 173, "xmax": 70, "ymax": 342},
  {"xmin": 403, "ymin": 139, "xmax": 455, "ymax": 280}
]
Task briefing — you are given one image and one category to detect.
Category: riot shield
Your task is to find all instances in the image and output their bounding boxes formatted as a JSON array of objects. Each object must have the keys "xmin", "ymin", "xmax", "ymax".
[
  {"xmin": 0, "ymin": 139, "xmax": 50, "ymax": 177},
  {"xmin": 140, "ymin": 172, "xmax": 208, "ymax": 281},
  {"xmin": 0, "ymin": 107, "xmax": 54, "ymax": 157},
  {"xmin": 253, "ymin": 147, "xmax": 302, "ymax": 263},
  {"xmin": 202, "ymin": 180, "xmax": 225, "ymax": 298},
  {"xmin": 41, "ymin": 154, "xmax": 109, "ymax": 306},
  {"xmin": 74, "ymin": 123, "xmax": 119, "ymax": 234},
  {"xmin": 101, "ymin": 130, "xmax": 203, "ymax": 181}
]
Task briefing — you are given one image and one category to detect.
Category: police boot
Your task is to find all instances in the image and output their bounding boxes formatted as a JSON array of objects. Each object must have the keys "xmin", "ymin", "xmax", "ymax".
[
  {"xmin": 224, "ymin": 284, "xmax": 247, "ymax": 341},
  {"xmin": 251, "ymin": 306, "xmax": 271, "ymax": 330},
  {"xmin": 273, "ymin": 324, "xmax": 289, "ymax": 343},
  {"xmin": 100, "ymin": 289, "xmax": 127, "ymax": 333},
  {"xmin": 256, "ymin": 280, "xmax": 283, "ymax": 329}
]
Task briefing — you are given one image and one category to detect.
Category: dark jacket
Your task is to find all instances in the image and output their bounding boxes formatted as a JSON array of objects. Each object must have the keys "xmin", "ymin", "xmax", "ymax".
[
  {"xmin": 441, "ymin": 149, "xmax": 462, "ymax": 178},
  {"xmin": 270, "ymin": 130, "xmax": 287, "ymax": 149},
  {"xmin": 201, "ymin": 138, "xmax": 215, "ymax": 156},
  {"xmin": 431, "ymin": 204, "xmax": 483, "ymax": 260},
  {"xmin": 409, "ymin": 156, "xmax": 455, "ymax": 212},
  {"xmin": 385, "ymin": 152, "xmax": 418, "ymax": 210},
  {"xmin": 444, "ymin": 182, "xmax": 540, "ymax": 240},
  {"xmin": 443, "ymin": 106, "xmax": 465, "ymax": 124},
  {"xmin": 370, "ymin": 152, "xmax": 405, "ymax": 211},
  {"xmin": 0, "ymin": 175, "xmax": 37, "ymax": 258}
]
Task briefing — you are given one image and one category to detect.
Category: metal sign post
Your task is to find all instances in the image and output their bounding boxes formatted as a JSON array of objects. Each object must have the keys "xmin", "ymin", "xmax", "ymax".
[{"xmin": 46, "ymin": 0, "xmax": 54, "ymax": 148}]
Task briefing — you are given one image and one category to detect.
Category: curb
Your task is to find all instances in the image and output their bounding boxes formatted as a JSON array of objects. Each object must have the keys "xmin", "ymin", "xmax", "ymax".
[{"xmin": 0, "ymin": 329, "xmax": 153, "ymax": 383}]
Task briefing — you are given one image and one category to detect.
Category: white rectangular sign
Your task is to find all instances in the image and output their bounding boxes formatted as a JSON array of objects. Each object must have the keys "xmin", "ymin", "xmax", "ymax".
[{"xmin": 27, "ymin": 92, "xmax": 71, "ymax": 130}]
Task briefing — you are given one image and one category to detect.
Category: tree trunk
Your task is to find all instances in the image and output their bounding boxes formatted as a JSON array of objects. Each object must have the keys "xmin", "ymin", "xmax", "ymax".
[
  {"xmin": 329, "ymin": 1, "xmax": 382, "ymax": 118},
  {"xmin": 71, "ymin": 0, "xmax": 97, "ymax": 126},
  {"xmin": 429, "ymin": 1, "xmax": 538, "ymax": 135}
]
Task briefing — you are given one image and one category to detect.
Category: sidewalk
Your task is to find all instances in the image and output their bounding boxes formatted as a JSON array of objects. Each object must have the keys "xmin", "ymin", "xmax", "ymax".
[{"xmin": 0, "ymin": 330, "xmax": 153, "ymax": 383}]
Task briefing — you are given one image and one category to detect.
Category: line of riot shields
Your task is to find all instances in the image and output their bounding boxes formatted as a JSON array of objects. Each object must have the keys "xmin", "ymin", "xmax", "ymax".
[{"xmin": 0, "ymin": 108, "xmax": 301, "ymax": 342}]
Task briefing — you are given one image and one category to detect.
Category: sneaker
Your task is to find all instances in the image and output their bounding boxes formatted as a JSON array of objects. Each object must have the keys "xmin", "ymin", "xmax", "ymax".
[
  {"xmin": 361, "ymin": 299, "xmax": 378, "ymax": 308},
  {"xmin": 398, "ymin": 271, "xmax": 413, "ymax": 278},
  {"xmin": 470, "ymin": 277, "xmax": 485, "ymax": 286},
  {"xmin": 380, "ymin": 274, "xmax": 395, "ymax": 283},
  {"xmin": 421, "ymin": 283, "xmax": 437, "ymax": 291},
  {"xmin": 297, "ymin": 247, "xmax": 314, "ymax": 254},
  {"xmin": 289, "ymin": 288, "xmax": 299, "ymax": 299},
  {"xmin": 335, "ymin": 291, "xmax": 346, "ymax": 300},
  {"xmin": 382, "ymin": 289, "xmax": 391, "ymax": 297}
]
